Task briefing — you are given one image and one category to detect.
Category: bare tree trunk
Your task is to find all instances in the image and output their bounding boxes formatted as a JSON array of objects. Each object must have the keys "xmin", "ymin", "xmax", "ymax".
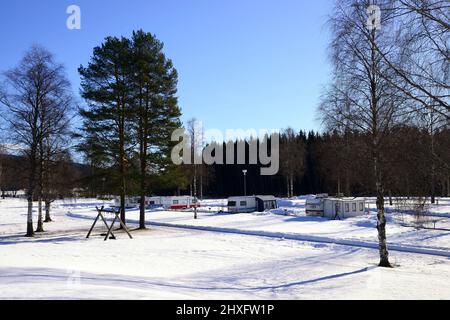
[
  {"xmin": 375, "ymin": 159, "xmax": 391, "ymax": 267},
  {"xmin": 200, "ymin": 174, "xmax": 203, "ymax": 200},
  {"xmin": 44, "ymin": 200, "xmax": 52, "ymax": 222},
  {"xmin": 337, "ymin": 175, "xmax": 341, "ymax": 197},
  {"xmin": 139, "ymin": 145, "xmax": 146, "ymax": 229},
  {"xmin": 286, "ymin": 176, "xmax": 290, "ymax": 198},
  {"xmin": 26, "ymin": 152, "xmax": 37, "ymax": 237},
  {"xmin": 26, "ymin": 195, "xmax": 34, "ymax": 237},
  {"xmin": 430, "ymin": 111, "xmax": 436, "ymax": 204},
  {"xmin": 139, "ymin": 132, "xmax": 147, "ymax": 230},
  {"xmin": 430, "ymin": 171, "xmax": 436, "ymax": 205},
  {"xmin": 194, "ymin": 165, "xmax": 198, "ymax": 219},
  {"xmin": 345, "ymin": 170, "xmax": 350, "ymax": 196},
  {"xmin": 139, "ymin": 170, "xmax": 146, "ymax": 229},
  {"xmin": 35, "ymin": 152, "xmax": 44, "ymax": 232},
  {"xmin": 36, "ymin": 197, "xmax": 44, "ymax": 232},
  {"xmin": 119, "ymin": 117, "xmax": 126, "ymax": 227},
  {"xmin": 290, "ymin": 175, "xmax": 294, "ymax": 198},
  {"xmin": 43, "ymin": 148, "xmax": 52, "ymax": 223}
]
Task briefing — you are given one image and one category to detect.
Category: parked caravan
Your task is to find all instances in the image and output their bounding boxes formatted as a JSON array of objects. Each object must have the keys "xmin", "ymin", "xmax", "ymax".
[
  {"xmin": 255, "ymin": 196, "xmax": 278, "ymax": 212},
  {"xmin": 141, "ymin": 196, "xmax": 164, "ymax": 209},
  {"xmin": 323, "ymin": 198, "xmax": 366, "ymax": 219},
  {"xmin": 227, "ymin": 195, "xmax": 278, "ymax": 213},
  {"xmin": 306, "ymin": 195, "xmax": 366, "ymax": 219},
  {"xmin": 161, "ymin": 196, "xmax": 200, "ymax": 210},
  {"xmin": 305, "ymin": 194, "xmax": 328, "ymax": 216},
  {"xmin": 113, "ymin": 196, "xmax": 139, "ymax": 209},
  {"xmin": 114, "ymin": 196, "xmax": 199, "ymax": 210},
  {"xmin": 227, "ymin": 196, "xmax": 257, "ymax": 213}
]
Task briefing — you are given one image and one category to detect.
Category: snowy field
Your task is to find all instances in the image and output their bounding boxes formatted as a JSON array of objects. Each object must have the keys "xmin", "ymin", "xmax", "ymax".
[{"xmin": 0, "ymin": 196, "xmax": 449, "ymax": 300}]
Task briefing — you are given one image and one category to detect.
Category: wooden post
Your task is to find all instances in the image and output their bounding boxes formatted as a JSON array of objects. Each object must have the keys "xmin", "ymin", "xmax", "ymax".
[
  {"xmin": 103, "ymin": 208, "xmax": 132, "ymax": 241},
  {"xmin": 87, "ymin": 206, "xmax": 117, "ymax": 240},
  {"xmin": 87, "ymin": 206, "xmax": 116, "ymax": 239}
]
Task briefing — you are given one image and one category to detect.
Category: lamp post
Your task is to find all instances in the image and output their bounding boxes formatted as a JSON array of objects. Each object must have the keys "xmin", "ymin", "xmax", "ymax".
[{"xmin": 242, "ymin": 170, "xmax": 247, "ymax": 196}]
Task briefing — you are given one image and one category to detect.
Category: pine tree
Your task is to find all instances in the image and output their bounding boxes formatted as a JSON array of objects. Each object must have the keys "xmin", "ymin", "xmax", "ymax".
[
  {"xmin": 130, "ymin": 30, "xmax": 182, "ymax": 229},
  {"xmin": 79, "ymin": 37, "xmax": 134, "ymax": 225}
]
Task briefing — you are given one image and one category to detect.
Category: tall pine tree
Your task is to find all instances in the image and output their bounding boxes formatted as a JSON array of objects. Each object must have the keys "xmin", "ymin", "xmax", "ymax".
[
  {"xmin": 130, "ymin": 30, "xmax": 182, "ymax": 229},
  {"xmin": 79, "ymin": 37, "xmax": 134, "ymax": 224}
]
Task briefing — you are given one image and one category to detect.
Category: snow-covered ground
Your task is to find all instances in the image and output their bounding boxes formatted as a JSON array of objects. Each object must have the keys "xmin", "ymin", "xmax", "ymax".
[{"xmin": 0, "ymin": 197, "xmax": 449, "ymax": 299}]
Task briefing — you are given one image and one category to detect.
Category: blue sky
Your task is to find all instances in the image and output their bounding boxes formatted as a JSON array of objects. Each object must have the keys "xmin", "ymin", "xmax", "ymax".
[{"xmin": 0, "ymin": 0, "xmax": 332, "ymax": 133}]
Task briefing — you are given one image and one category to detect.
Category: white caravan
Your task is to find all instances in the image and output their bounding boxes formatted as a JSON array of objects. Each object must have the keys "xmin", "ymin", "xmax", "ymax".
[
  {"xmin": 147, "ymin": 196, "xmax": 200, "ymax": 210},
  {"xmin": 114, "ymin": 196, "xmax": 199, "ymax": 210},
  {"xmin": 305, "ymin": 194, "xmax": 329, "ymax": 216},
  {"xmin": 227, "ymin": 195, "xmax": 278, "ymax": 213},
  {"xmin": 113, "ymin": 196, "xmax": 139, "ymax": 209},
  {"xmin": 306, "ymin": 195, "xmax": 367, "ymax": 219},
  {"xmin": 322, "ymin": 198, "xmax": 366, "ymax": 219}
]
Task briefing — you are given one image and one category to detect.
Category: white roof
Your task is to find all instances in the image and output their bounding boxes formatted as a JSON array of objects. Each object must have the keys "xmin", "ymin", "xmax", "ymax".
[
  {"xmin": 306, "ymin": 198, "xmax": 323, "ymax": 205},
  {"xmin": 228, "ymin": 196, "xmax": 257, "ymax": 201},
  {"xmin": 325, "ymin": 197, "xmax": 366, "ymax": 202},
  {"xmin": 256, "ymin": 195, "xmax": 276, "ymax": 201}
]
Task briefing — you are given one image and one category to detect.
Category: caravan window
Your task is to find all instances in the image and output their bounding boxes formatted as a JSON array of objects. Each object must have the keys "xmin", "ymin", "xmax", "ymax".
[
  {"xmin": 360, "ymin": 203, "xmax": 364, "ymax": 211},
  {"xmin": 228, "ymin": 201, "xmax": 236, "ymax": 207},
  {"xmin": 173, "ymin": 200, "xmax": 179, "ymax": 204},
  {"xmin": 345, "ymin": 203, "xmax": 350, "ymax": 212},
  {"xmin": 352, "ymin": 203, "xmax": 357, "ymax": 212},
  {"xmin": 150, "ymin": 201, "xmax": 155, "ymax": 205},
  {"xmin": 240, "ymin": 201, "xmax": 247, "ymax": 206}
]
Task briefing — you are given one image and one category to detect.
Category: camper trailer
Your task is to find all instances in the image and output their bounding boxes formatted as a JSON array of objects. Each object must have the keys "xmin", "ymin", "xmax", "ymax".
[
  {"xmin": 227, "ymin": 195, "xmax": 278, "ymax": 213},
  {"xmin": 113, "ymin": 196, "xmax": 164, "ymax": 209},
  {"xmin": 140, "ymin": 197, "xmax": 164, "ymax": 209},
  {"xmin": 305, "ymin": 194, "xmax": 328, "ymax": 216},
  {"xmin": 306, "ymin": 195, "xmax": 366, "ymax": 219},
  {"xmin": 114, "ymin": 196, "xmax": 200, "ymax": 210},
  {"xmin": 323, "ymin": 198, "xmax": 366, "ymax": 219},
  {"xmin": 160, "ymin": 196, "xmax": 200, "ymax": 210},
  {"xmin": 113, "ymin": 196, "xmax": 139, "ymax": 209}
]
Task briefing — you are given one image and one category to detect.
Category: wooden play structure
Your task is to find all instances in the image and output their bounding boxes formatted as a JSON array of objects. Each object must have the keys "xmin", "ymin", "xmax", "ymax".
[{"xmin": 86, "ymin": 206, "xmax": 133, "ymax": 241}]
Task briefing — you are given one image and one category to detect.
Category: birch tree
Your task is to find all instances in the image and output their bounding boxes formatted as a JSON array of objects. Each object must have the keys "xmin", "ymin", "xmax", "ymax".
[
  {"xmin": 320, "ymin": 0, "xmax": 411, "ymax": 267},
  {"xmin": 0, "ymin": 46, "xmax": 73, "ymax": 236}
]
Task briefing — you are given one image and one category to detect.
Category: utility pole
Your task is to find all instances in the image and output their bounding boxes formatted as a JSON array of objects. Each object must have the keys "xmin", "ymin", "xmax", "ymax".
[{"xmin": 243, "ymin": 169, "xmax": 247, "ymax": 196}]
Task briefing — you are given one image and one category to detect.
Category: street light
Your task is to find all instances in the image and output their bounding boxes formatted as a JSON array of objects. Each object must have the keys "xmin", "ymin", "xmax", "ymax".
[{"xmin": 242, "ymin": 170, "xmax": 248, "ymax": 196}]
